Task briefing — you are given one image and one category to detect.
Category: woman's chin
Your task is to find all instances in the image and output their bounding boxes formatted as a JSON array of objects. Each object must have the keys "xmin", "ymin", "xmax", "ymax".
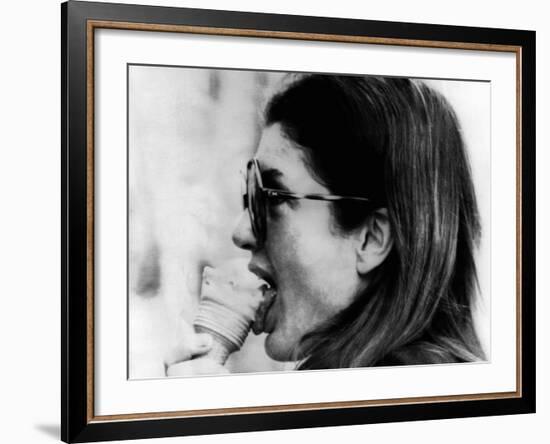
[{"xmin": 264, "ymin": 330, "xmax": 298, "ymax": 362}]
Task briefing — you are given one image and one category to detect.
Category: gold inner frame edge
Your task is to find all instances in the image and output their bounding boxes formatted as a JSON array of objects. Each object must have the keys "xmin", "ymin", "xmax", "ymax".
[{"xmin": 85, "ymin": 19, "xmax": 523, "ymax": 423}]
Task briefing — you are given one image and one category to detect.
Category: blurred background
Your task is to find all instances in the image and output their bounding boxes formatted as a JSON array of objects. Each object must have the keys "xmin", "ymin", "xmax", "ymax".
[
  {"xmin": 128, "ymin": 66, "xmax": 289, "ymax": 378},
  {"xmin": 128, "ymin": 66, "xmax": 490, "ymax": 379}
]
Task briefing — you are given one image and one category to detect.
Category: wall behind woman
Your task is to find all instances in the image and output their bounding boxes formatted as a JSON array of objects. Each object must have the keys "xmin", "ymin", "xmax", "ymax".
[
  {"xmin": 0, "ymin": 0, "xmax": 546, "ymax": 443},
  {"xmin": 128, "ymin": 67, "xmax": 288, "ymax": 376}
]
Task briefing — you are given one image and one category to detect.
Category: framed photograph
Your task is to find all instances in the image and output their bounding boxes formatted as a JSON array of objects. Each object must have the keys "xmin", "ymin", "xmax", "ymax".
[{"xmin": 61, "ymin": 1, "xmax": 536, "ymax": 442}]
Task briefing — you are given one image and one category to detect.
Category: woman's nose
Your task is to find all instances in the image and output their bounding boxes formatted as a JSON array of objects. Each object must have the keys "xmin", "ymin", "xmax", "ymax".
[{"xmin": 232, "ymin": 210, "xmax": 257, "ymax": 251}]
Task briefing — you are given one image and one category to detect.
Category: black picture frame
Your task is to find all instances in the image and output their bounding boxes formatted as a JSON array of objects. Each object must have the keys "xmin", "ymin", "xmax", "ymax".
[{"xmin": 61, "ymin": 1, "xmax": 536, "ymax": 442}]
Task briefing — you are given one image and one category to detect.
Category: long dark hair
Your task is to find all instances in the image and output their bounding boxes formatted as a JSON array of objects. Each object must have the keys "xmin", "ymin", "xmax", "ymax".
[{"xmin": 264, "ymin": 74, "xmax": 485, "ymax": 368}]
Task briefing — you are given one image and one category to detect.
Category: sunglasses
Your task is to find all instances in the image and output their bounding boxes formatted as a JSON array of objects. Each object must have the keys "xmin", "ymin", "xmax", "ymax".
[{"xmin": 243, "ymin": 158, "xmax": 373, "ymax": 246}]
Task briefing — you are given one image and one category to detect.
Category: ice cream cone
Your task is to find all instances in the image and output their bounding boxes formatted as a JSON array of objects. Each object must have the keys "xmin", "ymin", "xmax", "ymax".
[{"xmin": 192, "ymin": 260, "xmax": 264, "ymax": 365}]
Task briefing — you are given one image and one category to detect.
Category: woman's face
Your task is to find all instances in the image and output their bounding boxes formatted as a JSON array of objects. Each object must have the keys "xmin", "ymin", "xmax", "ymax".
[{"xmin": 232, "ymin": 124, "xmax": 365, "ymax": 362}]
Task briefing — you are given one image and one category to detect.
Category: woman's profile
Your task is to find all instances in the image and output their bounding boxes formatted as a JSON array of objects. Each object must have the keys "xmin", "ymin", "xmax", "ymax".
[{"xmin": 165, "ymin": 73, "xmax": 486, "ymax": 376}]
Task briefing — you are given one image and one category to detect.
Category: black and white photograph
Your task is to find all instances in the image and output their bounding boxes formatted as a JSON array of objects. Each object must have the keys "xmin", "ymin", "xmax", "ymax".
[
  {"xmin": 0, "ymin": 0, "xmax": 543, "ymax": 442},
  {"xmin": 55, "ymin": 1, "xmax": 536, "ymax": 442},
  {"xmin": 128, "ymin": 66, "xmax": 491, "ymax": 379}
]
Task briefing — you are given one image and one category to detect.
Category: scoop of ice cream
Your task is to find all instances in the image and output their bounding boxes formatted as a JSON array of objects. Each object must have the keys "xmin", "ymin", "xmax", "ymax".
[{"xmin": 192, "ymin": 259, "xmax": 265, "ymax": 364}]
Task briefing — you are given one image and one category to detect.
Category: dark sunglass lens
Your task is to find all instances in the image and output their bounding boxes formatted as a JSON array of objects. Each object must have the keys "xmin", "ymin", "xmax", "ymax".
[{"xmin": 246, "ymin": 161, "xmax": 263, "ymax": 243}]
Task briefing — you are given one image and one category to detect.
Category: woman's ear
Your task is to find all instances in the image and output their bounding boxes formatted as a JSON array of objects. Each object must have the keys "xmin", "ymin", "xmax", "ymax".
[{"xmin": 355, "ymin": 208, "xmax": 393, "ymax": 275}]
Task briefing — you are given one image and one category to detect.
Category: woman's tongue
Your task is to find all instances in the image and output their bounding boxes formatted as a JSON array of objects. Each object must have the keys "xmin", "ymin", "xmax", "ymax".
[
  {"xmin": 252, "ymin": 286, "xmax": 277, "ymax": 334},
  {"xmin": 262, "ymin": 288, "xmax": 278, "ymax": 333}
]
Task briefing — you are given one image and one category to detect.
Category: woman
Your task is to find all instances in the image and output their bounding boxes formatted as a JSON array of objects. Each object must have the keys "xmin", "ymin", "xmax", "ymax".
[{"xmin": 167, "ymin": 73, "xmax": 485, "ymax": 375}]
